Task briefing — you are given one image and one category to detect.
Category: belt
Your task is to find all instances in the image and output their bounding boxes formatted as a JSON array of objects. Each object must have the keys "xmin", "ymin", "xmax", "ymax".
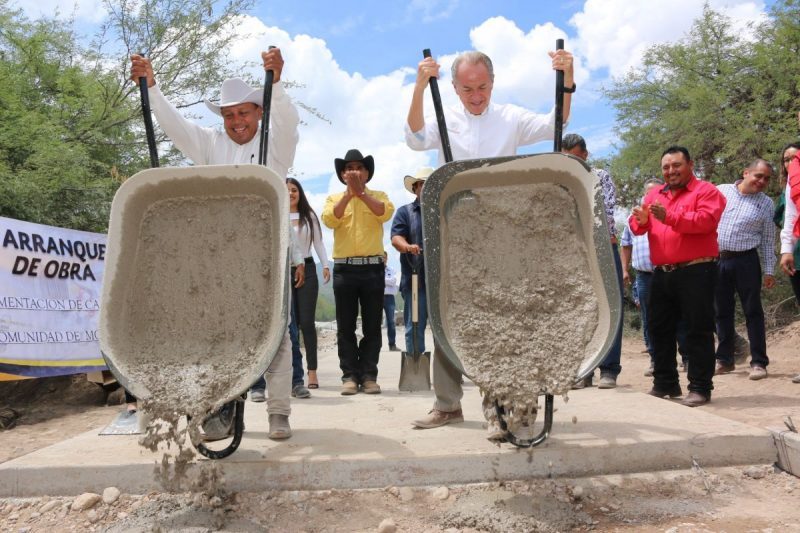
[
  {"xmin": 333, "ymin": 255, "xmax": 384, "ymax": 266},
  {"xmin": 719, "ymin": 248, "xmax": 756, "ymax": 260},
  {"xmin": 655, "ymin": 257, "xmax": 716, "ymax": 273}
]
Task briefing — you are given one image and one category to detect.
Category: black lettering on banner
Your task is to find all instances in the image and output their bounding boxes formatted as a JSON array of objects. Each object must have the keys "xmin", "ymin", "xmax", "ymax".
[
  {"xmin": 18, "ymin": 232, "xmax": 32, "ymax": 251},
  {"xmin": 11, "ymin": 256, "xmax": 40, "ymax": 276},
  {"xmin": 3, "ymin": 229, "xmax": 18, "ymax": 249}
]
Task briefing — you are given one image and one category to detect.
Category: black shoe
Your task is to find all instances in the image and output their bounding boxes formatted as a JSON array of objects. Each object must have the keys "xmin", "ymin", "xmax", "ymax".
[
  {"xmin": 389, "ymin": 344, "xmax": 399, "ymax": 351},
  {"xmin": 647, "ymin": 385, "xmax": 682, "ymax": 399}
]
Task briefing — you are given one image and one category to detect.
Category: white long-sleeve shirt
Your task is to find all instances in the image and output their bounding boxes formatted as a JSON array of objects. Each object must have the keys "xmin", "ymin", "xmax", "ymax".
[
  {"xmin": 405, "ymin": 102, "xmax": 559, "ymax": 166},
  {"xmin": 148, "ymin": 83, "xmax": 299, "ymax": 177},
  {"xmin": 290, "ymin": 212, "xmax": 330, "ymax": 269},
  {"xmin": 781, "ymin": 182, "xmax": 797, "ymax": 254}
]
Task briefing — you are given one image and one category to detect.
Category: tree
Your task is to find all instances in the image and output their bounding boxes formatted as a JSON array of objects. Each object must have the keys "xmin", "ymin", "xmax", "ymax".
[
  {"xmin": 0, "ymin": 0, "xmax": 255, "ymax": 231},
  {"xmin": 604, "ymin": 2, "xmax": 800, "ymax": 208}
]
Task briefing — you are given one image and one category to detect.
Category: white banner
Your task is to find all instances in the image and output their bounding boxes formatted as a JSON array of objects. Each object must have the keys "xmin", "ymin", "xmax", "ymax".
[{"xmin": 0, "ymin": 216, "xmax": 107, "ymax": 380}]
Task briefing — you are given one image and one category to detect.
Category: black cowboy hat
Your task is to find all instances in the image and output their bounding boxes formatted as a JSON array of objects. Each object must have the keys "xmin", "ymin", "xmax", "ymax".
[{"xmin": 334, "ymin": 149, "xmax": 375, "ymax": 183}]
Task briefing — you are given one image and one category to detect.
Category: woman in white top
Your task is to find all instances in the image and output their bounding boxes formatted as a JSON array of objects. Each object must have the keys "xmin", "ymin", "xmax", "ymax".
[{"xmin": 288, "ymin": 178, "xmax": 330, "ymax": 389}]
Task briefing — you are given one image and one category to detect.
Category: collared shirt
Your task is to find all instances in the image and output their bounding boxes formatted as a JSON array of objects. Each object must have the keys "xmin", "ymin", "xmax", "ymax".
[
  {"xmin": 148, "ymin": 83, "xmax": 299, "ymax": 178},
  {"xmin": 595, "ymin": 168, "xmax": 617, "ymax": 238},
  {"xmin": 321, "ymin": 188, "xmax": 394, "ymax": 258},
  {"xmin": 384, "ymin": 265, "xmax": 398, "ymax": 296},
  {"xmin": 620, "ymin": 223, "xmax": 653, "ymax": 272},
  {"xmin": 404, "ymin": 102, "xmax": 558, "ymax": 165},
  {"xmin": 716, "ymin": 181, "xmax": 775, "ymax": 276},
  {"xmin": 390, "ymin": 199, "xmax": 425, "ymax": 293},
  {"xmin": 629, "ymin": 175, "xmax": 726, "ymax": 265}
]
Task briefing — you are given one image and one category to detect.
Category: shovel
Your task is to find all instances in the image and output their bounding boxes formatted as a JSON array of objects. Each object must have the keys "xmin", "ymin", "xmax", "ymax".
[{"xmin": 399, "ymin": 255, "xmax": 431, "ymax": 391}]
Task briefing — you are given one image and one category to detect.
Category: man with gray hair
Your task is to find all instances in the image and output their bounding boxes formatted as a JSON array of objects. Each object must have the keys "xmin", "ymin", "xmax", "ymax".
[
  {"xmin": 404, "ymin": 47, "xmax": 575, "ymax": 441},
  {"xmin": 406, "ymin": 49, "xmax": 575, "ymax": 166}
]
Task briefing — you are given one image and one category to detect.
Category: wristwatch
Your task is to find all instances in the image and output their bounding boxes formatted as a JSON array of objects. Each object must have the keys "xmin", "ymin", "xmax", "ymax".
[{"xmin": 563, "ymin": 83, "xmax": 576, "ymax": 94}]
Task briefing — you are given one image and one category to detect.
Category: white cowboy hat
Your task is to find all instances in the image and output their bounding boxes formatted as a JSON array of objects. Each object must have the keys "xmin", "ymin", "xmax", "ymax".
[
  {"xmin": 403, "ymin": 167, "xmax": 434, "ymax": 193},
  {"xmin": 204, "ymin": 78, "xmax": 263, "ymax": 116}
]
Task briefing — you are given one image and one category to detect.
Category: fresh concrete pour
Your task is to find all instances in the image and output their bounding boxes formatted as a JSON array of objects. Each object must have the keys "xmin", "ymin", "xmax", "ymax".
[{"xmin": 447, "ymin": 183, "xmax": 599, "ymax": 424}]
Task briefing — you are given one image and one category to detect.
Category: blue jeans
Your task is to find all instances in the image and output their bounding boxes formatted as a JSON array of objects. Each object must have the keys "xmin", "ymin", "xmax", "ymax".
[
  {"xmin": 634, "ymin": 270, "xmax": 654, "ymax": 356},
  {"xmin": 401, "ymin": 286, "xmax": 428, "ymax": 353},
  {"xmin": 598, "ymin": 243, "xmax": 623, "ymax": 377},
  {"xmin": 383, "ymin": 294, "xmax": 397, "ymax": 346}
]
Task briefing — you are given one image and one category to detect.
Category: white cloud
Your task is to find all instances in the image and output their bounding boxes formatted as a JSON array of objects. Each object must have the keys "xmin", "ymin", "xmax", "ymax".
[
  {"xmin": 406, "ymin": 0, "xmax": 460, "ymax": 23},
  {"xmin": 569, "ymin": 0, "xmax": 766, "ymax": 78}
]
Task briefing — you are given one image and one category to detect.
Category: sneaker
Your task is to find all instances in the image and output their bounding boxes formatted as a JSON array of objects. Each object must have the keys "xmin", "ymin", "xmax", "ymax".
[
  {"xmin": 250, "ymin": 389, "xmax": 266, "ymax": 403},
  {"xmin": 715, "ymin": 361, "xmax": 735, "ymax": 375},
  {"xmin": 748, "ymin": 365, "xmax": 767, "ymax": 381},
  {"xmin": 598, "ymin": 374, "xmax": 617, "ymax": 389},
  {"xmin": 389, "ymin": 344, "xmax": 400, "ymax": 351},
  {"xmin": 362, "ymin": 380, "xmax": 381, "ymax": 394},
  {"xmin": 340, "ymin": 381, "xmax": 358, "ymax": 395},
  {"xmin": 644, "ymin": 364, "xmax": 654, "ymax": 377},
  {"xmin": 201, "ymin": 405, "xmax": 234, "ymax": 442},
  {"xmin": 291, "ymin": 384, "xmax": 311, "ymax": 398},
  {"xmin": 486, "ymin": 419, "xmax": 508, "ymax": 442},
  {"xmin": 571, "ymin": 375, "xmax": 593, "ymax": 390},
  {"xmin": 412, "ymin": 408, "xmax": 464, "ymax": 429},
  {"xmin": 267, "ymin": 413, "xmax": 292, "ymax": 440},
  {"xmin": 793, "ymin": 374, "xmax": 800, "ymax": 384}
]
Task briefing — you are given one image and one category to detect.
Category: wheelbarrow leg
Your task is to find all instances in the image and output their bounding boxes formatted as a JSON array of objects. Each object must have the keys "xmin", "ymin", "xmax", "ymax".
[
  {"xmin": 495, "ymin": 394, "xmax": 554, "ymax": 448},
  {"xmin": 194, "ymin": 396, "xmax": 246, "ymax": 459}
]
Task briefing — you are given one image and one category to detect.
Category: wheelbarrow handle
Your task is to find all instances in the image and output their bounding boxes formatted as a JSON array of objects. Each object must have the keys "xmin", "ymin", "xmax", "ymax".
[
  {"xmin": 423, "ymin": 48, "xmax": 453, "ymax": 163},
  {"xmin": 258, "ymin": 45, "xmax": 277, "ymax": 167},
  {"xmin": 553, "ymin": 38, "xmax": 565, "ymax": 153},
  {"xmin": 137, "ymin": 53, "xmax": 159, "ymax": 168}
]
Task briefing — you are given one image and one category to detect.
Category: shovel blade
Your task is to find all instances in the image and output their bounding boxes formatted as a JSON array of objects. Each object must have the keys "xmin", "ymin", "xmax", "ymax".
[{"xmin": 399, "ymin": 351, "xmax": 431, "ymax": 391}]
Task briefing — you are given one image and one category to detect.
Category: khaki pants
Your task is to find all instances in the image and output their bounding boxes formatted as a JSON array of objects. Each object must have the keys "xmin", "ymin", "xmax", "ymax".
[{"xmin": 265, "ymin": 329, "xmax": 293, "ymax": 416}]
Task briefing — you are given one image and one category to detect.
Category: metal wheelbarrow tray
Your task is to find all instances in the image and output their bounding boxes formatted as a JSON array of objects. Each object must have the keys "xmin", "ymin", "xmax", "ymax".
[
  {"xmin": 421, "ymin": 153, "xmax": 622, "ymax": 447},
  {"xmin": 99, "ymin": 164, "xmax": 290, "ymax": 456}
]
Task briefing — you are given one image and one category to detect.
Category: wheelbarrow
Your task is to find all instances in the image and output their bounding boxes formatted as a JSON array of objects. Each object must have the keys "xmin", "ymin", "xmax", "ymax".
[
  {"xmin": 98, "ymin": 164, "xmax": 291, "ymax": 459},
  {"xmin": 420, "ymin": 153, "xmax": 623, "ymax": 447}
]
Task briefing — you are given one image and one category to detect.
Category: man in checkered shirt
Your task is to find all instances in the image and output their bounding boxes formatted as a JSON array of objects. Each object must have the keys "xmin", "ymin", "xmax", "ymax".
[{"xmin": 713, "ymin": 159, "xmax": 776, "ymax": 381}]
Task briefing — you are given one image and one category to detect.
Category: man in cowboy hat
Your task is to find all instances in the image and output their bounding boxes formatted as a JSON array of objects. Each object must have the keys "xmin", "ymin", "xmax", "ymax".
[
  {"xmin": 129, "ymin": 48, "xmax": 302, "ymax": 441},
  {"xmin": 321, "ymin": 149, "xmax": 395, "ymax": 395},
  {"xmin": 391, "ymin": 168, "xmax": 436, "ymax": 361},
  {"xmin": 130, "ymin": 49, "xmax": 298, "ymax": 175}
]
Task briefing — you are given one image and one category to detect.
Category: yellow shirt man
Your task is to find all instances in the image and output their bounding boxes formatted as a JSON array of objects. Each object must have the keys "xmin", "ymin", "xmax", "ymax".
[{"xmin": 322, "ymin": 149, "xmax": 394, "ymax": 396}]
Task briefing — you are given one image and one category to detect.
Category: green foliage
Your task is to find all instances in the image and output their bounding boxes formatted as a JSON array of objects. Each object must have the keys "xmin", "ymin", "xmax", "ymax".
[
  {"xmin": 0, "ymin": 0, "xmax": 253, "ymax": 231},
  {"xmin": 605, "ymin": 1, "xmax": 800, "ymax": 208}
]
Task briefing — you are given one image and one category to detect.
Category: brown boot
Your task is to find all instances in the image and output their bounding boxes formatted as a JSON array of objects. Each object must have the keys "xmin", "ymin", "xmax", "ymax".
[
  {"xmin": 362, "ymin": 381, "xmax": 381, "ymax": 394},
  {"xmin": 412, "ymin": 408, "xmax": 464, "ymax": 429},
  {"xmin": 340, "ymin": 381, "xmax": 358, "ymax": 395}
]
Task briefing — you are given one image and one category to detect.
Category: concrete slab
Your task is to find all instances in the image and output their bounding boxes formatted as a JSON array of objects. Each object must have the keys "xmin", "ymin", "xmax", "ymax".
[
  {"xmin": 0, "ymin": 346, "xmax": 777, "ymax": 497},
  {"xmin": 770, "ymin": 423, "xmax": 800, "ymax": 476}
]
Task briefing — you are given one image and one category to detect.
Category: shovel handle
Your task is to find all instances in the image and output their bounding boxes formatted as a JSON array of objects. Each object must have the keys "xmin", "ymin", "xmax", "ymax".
[
  {"xmin": 411, "ymin": 273, "xmax": 419, "ymax": 323},
  {"xmin": 423, "ymin": 49, "xmax": 453, "ymax": 163},
  {"xmin": 553, "ymin": 39, "xmax": 565, "ymax": 153},
  {"xmin": 258, "ymin": 45, "xmax": 277, "ymax": 167},
  {"xmin": 137, "ymin": 53, "xmax": 159, "ymax": 168}
]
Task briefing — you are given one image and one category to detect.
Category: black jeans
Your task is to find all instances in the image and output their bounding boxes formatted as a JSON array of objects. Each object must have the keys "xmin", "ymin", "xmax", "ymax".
[
  {"xmin": 714, "ymin": 250, "xmax": 768, "ymax": 367},
  {"xmin": 333, "ymin": 263, "xmax": 384, "ymax": 383},
  {"xmin": 648, "ymin": 261, "xmax": 718, "ymax": 395},
  {"xmin": 293, "ymin": 258, "xmax": 320, "ymax": 370}
]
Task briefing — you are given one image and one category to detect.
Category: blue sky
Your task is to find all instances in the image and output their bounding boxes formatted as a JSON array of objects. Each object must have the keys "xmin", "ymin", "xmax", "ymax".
[{"xmin": 17, "ymin": 0, "xmax": 771, "ymax": 269}]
